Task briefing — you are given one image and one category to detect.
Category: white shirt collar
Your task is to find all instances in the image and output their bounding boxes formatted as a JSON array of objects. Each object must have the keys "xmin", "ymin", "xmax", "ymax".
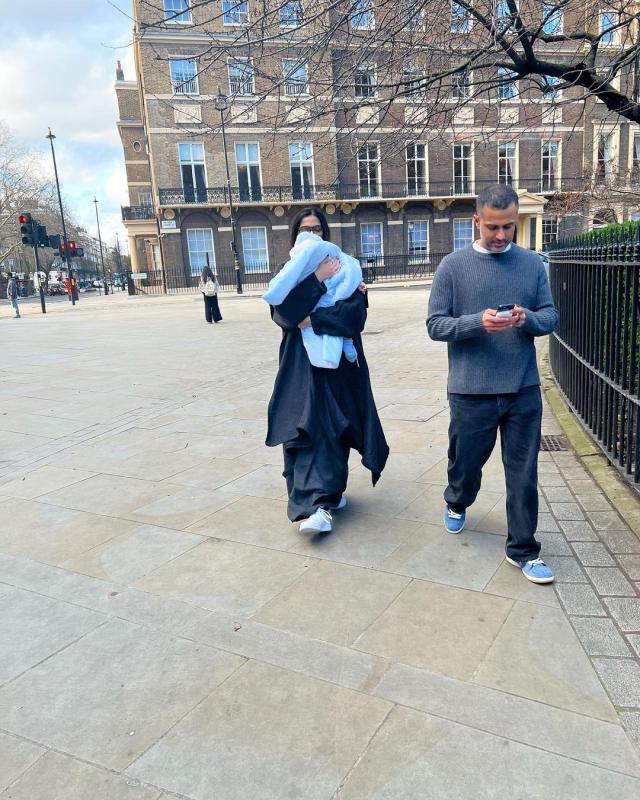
[{"xmin": 472, "ymin": 241, "xmax": 512, "ymax": 254}]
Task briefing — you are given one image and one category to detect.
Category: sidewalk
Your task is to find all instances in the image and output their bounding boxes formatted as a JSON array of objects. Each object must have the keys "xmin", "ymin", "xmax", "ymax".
[{"xmin": 0, "ymin": 288, "xmax": 639, "ymax": 799}]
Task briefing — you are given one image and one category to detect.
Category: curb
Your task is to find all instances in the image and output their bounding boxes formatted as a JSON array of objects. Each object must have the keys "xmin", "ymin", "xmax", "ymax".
[{"xmin": 539, "ymin": 343, "xmax": 640, "ymax": 540}]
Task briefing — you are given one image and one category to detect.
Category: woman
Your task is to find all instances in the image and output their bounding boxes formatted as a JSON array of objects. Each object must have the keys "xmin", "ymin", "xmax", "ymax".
[
  {"xmin": 198, "ymin": 265, "xmax": 222, "ymax": 324},
  {"xmin": 265, "ymin": 207, "xmax": 389, "ymax": 534}
]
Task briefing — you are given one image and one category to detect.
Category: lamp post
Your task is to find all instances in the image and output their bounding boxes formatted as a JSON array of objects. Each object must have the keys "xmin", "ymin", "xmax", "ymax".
[
  {"xmin": 92, "ymin": 197, "xmax": 108, "ymax": 295},
  {"xmin": 214, "ymin": 89, "xmax": 243, "ymax": 294},
  {"xmin": 46, "ymin": 128, "xmax": 75, "ymax": 306}
]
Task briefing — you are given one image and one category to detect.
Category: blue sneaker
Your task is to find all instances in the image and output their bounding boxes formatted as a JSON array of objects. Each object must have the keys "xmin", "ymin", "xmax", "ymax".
[
  {"xmin": 505, "ymin": 555, "xmax": 554, "ymax": 584},
  {"xmin": 444, "ymin": 506, "xmax": 466, "ymax": 534}
]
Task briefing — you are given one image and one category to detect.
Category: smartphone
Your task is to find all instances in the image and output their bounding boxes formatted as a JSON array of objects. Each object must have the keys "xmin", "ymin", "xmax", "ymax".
[{"xmin": 495, "ymin": 303, "xmax": 515, "ymax": 318}]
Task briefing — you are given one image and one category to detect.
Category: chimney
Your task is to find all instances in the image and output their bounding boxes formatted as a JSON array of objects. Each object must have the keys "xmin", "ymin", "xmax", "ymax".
[{"xmin": 116, "ymin": 60, "xmax": 124, "ymax": 81}]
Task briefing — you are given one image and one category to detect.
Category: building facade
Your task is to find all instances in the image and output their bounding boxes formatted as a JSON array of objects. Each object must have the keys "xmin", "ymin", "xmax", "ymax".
[{"xmin": 116, "ymin": 1, "xmax": 640, "ymax": 289}]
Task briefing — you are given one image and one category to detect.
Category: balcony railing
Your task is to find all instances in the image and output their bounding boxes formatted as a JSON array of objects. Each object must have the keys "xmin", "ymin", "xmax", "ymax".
[
  {"xmin": 122, "ymin": 205, "xmax": 156, "ymax": 221},
  {"xmin": 157, "ymin": 177, "xmax": 589, "ymax": 206}
]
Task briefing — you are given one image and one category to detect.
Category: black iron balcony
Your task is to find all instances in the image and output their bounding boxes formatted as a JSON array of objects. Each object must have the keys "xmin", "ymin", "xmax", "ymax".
[
  {"xmin": 157, "ymin": 177, "xmax": 589, "ymax": 207},
  {"xmin": 122, "ymin": 205, "xmax": 156, "ymax": 221}
]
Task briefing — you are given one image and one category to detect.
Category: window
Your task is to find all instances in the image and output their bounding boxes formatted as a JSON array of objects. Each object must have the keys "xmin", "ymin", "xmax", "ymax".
[
  {"xmin": 542, "ymin": 3, "xmax": 562, "ymax": 35},
  {"xmin": 223, "ymin": 0, "xmax": 248, "ymax": 24},
  {"xmin": 241, "ymin": 227, "xmax": 269, "ymax": 272},
  {"xmin": 453, "ymin": 68, "xmax": 472, "ymax": 100},
  {"xmin": 358, "ymin": 144, "xmax": 380, "ymax": 197},
  {"xmin": 279, "ymin": 1, "xmax": 303, "ymax": 26},
  {"xmin": 497, "ymin": 67, "xmax": 517, "ymax": 100},
  {"xmin": 496, "ymin": 0, "xmax": 516, "ymax": 27},
  {"xmin": 498, "ymin": 141, "xmax": 517, "ymax": 185},
  {"xmin": 596, "ymin": 132, "xmax": 615, "ymax": 183},
  {"xmin": 228, "ymin": 59, "xmax": 254, "ymax": 95},
  {"xmin": 632, "ymin": 132, "xmax": 640, "ymax": 177},
  {"xmin": 599, "ymin": 11, "xmax": 617, "ymax": 45},
  {"xmin": 235, "ymin": 143, "xmax": 262, "ymax": 201},
  {"xmin": 542, "ymin": 76, "xmax": 561, "ymax": 100},
  {"xmin": 138, "ymin": 191, "xmax": 152, "ymax": 206},
  {"xmin": 351, "ymin": 0, "xmax": 374, "ymax": 30},
  {"xmin": 406, "ymin": 144, "xmax": 428, "ymax": 195},
  {"xmin": 283, "ymin": 59, "xmax": 309, "ymax": 96},
  {"xmin": 541, "ymin": 217, "xmax": 558, "ymax": 248},
  {"xmin": 541, "ymin": 139, "xmax": 559, "ymax": 191},
  {"xmin": 170, "ymin": 59, "xmax": 198, "ymax": 95},
  {"xmin": 355, "ymin": 64, "xmax": 376, "ymax": 98},
  {"xmin": 360, "ymin": 222, "xmax": 383, "ymax": 257},
  {"xmin": 451, "ymin": 2, "xmax": 472, "ymax": 33},
  {"xmin": 453, "ymin": 218, "xmax": 473, "ymax": 250},
  {"xmin": 151, "ymin": 244, "xmax": 162, "ymax": 276},
  {"xmin": 401, "ymin": 0, "xmax": 424, "ymax": 31},
  {"xmin": 408, "ymin": 221, "xmax": 429, "ymax": 261},
  {"xmin": 289, "ymin": 142, "xmax": 314, "ymax": 200},
  {"xmin": 164, "ymin": 0, "xmax": 191, "ymax": 23},
  {"xmin": 453, "ymin": 143, "xmax": 473, "ymax": 194},
  {"xmin": 403, "ymin": 65, "xmax": 425, "ymax": 100},
  {"xmin": 179, "ymin": 143, "xmax": 206, "ymax": 202},
  {"xmin": 187, "ymin": 229, "xmax": 215, "ymax": 276}
]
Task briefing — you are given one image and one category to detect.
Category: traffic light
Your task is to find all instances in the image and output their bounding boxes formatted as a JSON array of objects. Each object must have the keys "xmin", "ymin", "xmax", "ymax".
[
  {"xmin": 67, "ymin": 241, "xmax": 77, "ymax": 257},
  {"xmin": 48, "ymin": 234, "xmax": 61, "ymax": 252},
  {"xmin": 56, "ymin": 240, "xmax": 82, "ymax": 258},
  {"xmin": 18, "ymin": 213, "xmax": 36, "ymax": 246},
  {"xmin": 36, "ymin": 225, "xmax": 49, "ymax": 247}
]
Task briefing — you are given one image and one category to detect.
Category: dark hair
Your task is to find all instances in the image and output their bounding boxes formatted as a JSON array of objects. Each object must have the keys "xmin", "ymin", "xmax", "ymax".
[
  {"xmin": 5, "ymin": 271, "xmax": 12, "ymax": 278},
  {"xmin": 476, "ymin": 184, "xmax": 519, "ymax": 213},
  {"xmin": 288, "ymin": 207, "xmax": 330, "ymax": 248},
  {"xmin": 201, "ymin": 265, "xmax": 215, "ymax": 282}
]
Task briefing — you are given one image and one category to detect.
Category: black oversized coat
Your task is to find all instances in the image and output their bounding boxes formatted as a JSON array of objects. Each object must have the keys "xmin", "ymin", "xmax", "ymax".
[{"xmin": 265, "ymin": 273, "xmax": 389, "ymax": 483}]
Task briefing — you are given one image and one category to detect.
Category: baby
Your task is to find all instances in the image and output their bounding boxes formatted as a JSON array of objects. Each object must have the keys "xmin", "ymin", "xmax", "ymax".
[{"xmin": 263, "ymin": 231, "xmax": 363, "ymax": 369}]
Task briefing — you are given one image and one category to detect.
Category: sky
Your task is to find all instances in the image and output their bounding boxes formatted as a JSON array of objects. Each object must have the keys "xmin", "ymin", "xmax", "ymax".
[{"xmin": 1, "ymin": 0, "xmax": 136, "ymax": 252}]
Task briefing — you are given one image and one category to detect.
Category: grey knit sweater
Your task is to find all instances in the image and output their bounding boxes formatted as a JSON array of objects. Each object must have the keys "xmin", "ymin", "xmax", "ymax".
[{"xmin": 427, "ymin": 244, "xmax": 559, "ymax": 394}]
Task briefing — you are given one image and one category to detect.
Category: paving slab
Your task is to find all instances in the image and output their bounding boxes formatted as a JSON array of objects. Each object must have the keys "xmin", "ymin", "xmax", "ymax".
[{"xmin": 0, "ymin": 732, "xmax": 46, "ymax": 792}]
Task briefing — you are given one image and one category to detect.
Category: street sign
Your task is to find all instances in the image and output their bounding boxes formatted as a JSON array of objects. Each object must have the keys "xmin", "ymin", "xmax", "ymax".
[
  {"xmin": 160, "ymin": 220, "xmax": 177, "ymax": 229},
  {"xmin": 130, "ymin": 272, "xmax": 148, "ymax": 279}
]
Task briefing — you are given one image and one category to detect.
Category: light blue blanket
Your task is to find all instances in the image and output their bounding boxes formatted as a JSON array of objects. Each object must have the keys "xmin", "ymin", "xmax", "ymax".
[{"xmin": 263, "ymin": 232, "xmax": 363, "ymax": 368}]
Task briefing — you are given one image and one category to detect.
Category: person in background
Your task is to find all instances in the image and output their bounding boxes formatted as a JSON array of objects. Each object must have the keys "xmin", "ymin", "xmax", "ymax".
[
  {"xmin": 199, "ymin": 265, "xmax": 222, "ymax": 324},
  {"xmin": 6, "ymin": 272, "xmax": 20, "ymax": 318}
]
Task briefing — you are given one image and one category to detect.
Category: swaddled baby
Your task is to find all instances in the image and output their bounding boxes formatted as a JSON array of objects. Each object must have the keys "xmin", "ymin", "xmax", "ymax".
[{"xmin": 263, "ymin": 232, "xmax": 363, "ymax": 369}]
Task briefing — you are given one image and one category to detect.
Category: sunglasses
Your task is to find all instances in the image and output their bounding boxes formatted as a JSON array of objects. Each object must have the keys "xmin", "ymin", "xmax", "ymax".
[{"xmin": 299, "ymin": 225, "xmax": 323, "ymax": 234}]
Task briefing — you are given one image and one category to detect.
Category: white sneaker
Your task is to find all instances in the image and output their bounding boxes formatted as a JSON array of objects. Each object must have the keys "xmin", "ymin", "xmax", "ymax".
[{"xmin": 299, "ymin": 508, "xmax": 332, "ymax": 534}]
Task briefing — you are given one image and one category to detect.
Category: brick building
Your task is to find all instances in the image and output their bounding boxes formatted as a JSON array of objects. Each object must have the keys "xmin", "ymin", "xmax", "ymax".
[{"xmin": 116, "ymin": 1, "xmax": 640, "ymax": 288}]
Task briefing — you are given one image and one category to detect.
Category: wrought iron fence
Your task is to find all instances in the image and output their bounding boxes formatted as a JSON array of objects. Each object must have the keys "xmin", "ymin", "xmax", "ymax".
[{"xmin": 548, "ymin": 226, "xmax": 640, "ymax": 487}]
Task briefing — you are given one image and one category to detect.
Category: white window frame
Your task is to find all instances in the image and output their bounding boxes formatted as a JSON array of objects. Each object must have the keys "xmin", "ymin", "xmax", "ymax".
[
  {"xmin": 407, "ymin": 220, "xmax": 430, "ymax": 262},
  {"xmin": 138, "ymin": 191, "xmax": 152, "ymax": 207},
  {"xmin": 630, "ymin": 129, "xmax": 640, "ymax": 176},
  {"xmin": 358, "ymin": 143, "xmax": 381, "ymax": 198},
  {"xmin": 496, "ymin": 0, "xmax": 517, "ymax": 28},
  {"xmin": 599, "ymin": 11, "xmax": 617, "ymax": 46},
  {"xmin": 595, "ymin": 131, "xmax": 617, "ymax": 183},
  {"xmin": 542, "ymin": 75, "xmax": 562, "ymax": 101},
  {"xmin": 541, "ymin": 216, "xmax": 558, "ymax": 248},
  {"xmin": 170, "ymin": 59, "xmax": 199, "ymax": 95},
  {"xmin": 401, "ymin": 0, "xmax": 425, "ymax": 31},
  {"xmin": 360, "ymin": 222, "xmax": 384, "ymax": 258},
  {"xmin": 289, "ymin": 141, "xmax": 315, "ymax": 198},
  {"xmin": 186, "ymin": 228, "xmax": 215, "ymax": 276},
  {"xmin": 403, "ymin": 64, "xmax": 425, "ymax": 101},
  {"xmin": 355, "ymin": 63, "xmax": 377, "ymax": 99},
  {"xmin": 241, "ymin": 226, "xmax": 269, "ymax": 273},
  {"xmin": 452, "ymin": 68, "xmax": 473, "ymax": 101},
  {"xmin": 179, "ymin": 142, "xmax": 207, "ymax": 199},
  {"xmin": 228, "ymin": 58, "xmax": 255, "ymax": 96},
  {"xmin": 498, "ymin": 140, "xmax": 518, "ymax": 186},
  {"xmin": 541, "ymin": 138, "xmax": 561, "ymax": 191},
  {"xmin": 453, "ymin": 142, "xmax": 474, "ymax": 195},
  {"xmin": 451, "ymin": 2, "xmax": 472, "ymax": 33},
  {"xmin": 453, "ymin": 218, "xmax": 473, "ymax": 250},
  {"xmin": 283, "ymin": 59, "xmax": 309, "ymax": 96},
  {"xmin": 542, "ymin": 3, "xmax": 562, "ymax": 35},
  {"xmin": 223, "ymin": 0, "xmax": 249, "ymax": 25},
  {"xmin": 406, "ymin": 143, "xmax": 428, "ymax": 195},
  {"xmin": 235, "ymin": 142, "xmax": 263, "ymax": 200},
  {"xmin": 351, "ymin": 0, "xmax": 375, "ymax": 30},
  {"xmin": 497, "ymin": 67, "xmax": 518, "ymax": 101},
  {"xmin": 279, "ymin": 1, "xmax": 303, "ymax": 27},
  {"xmin": 164, "ymin": 0, "xmax": 192, "ymax": 24}
]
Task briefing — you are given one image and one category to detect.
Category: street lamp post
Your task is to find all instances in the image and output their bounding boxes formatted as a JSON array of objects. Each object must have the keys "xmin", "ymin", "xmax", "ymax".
[
  {"xmin": 214, "ymin": 89, "xmax": 243, "ymax": 295},
  {"xmin": 46, "ymin": 128, "xmax": 75, "ymax": 306},
  {"xmin": 93, "ymin": 197, "xmax": 108, "ymax": 295}
]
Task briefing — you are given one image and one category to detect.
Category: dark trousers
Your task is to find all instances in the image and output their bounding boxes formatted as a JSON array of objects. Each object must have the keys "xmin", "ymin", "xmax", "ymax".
[
  {"xmin": 203, "ymin": 294, "xmax": 222, "ymax": 323},
  {"xmin": 283, "ymin": 435, "xmax": 350, "ymax": 521},
  {"xmin": 445, "ymin": 385, "xmax": 542, "ymax": 562}
]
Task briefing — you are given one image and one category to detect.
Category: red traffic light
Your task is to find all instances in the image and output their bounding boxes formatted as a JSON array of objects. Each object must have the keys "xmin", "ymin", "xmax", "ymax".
[
  {"xmin": 68, "ymin": 241, "xmax": 77, "ymax": 252},
  {"xmin": 18, "ymin": 214, "xmax": 30, "ymax": 224}
]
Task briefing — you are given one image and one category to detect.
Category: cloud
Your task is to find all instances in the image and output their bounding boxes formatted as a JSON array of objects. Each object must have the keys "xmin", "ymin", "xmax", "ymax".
[{"xmin": 1, "ymin": 0, "xmax": 135, "ymax": 252}]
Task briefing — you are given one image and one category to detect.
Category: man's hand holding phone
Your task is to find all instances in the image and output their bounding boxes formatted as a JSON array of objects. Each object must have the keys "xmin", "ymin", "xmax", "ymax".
[{"xmin": 483, "ymin": 304, "xmax": 517, "ymax": 333}]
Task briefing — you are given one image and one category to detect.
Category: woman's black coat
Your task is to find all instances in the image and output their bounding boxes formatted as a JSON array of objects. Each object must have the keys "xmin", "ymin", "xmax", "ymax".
[{"xmin": 266, "ymin": 273, "xmax": 389, "ymax": 483}]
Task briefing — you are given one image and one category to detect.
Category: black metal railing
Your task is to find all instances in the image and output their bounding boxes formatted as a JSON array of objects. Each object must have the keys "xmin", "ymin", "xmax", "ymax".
[
  {"xmin": 157, "ymin": 177, "xmax": 588, "ymax": 206},
  {"xmin": 548, "ymin": 227, "xmax": 640, "ymax": 487},
  {"xmin": 122, "ymin": 205, "xmax": 155, "ymax": 220}
]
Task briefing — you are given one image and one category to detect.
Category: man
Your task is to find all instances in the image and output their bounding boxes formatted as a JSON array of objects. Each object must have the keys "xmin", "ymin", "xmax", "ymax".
[
  {"xmin": 6, "ymin": 272, "xmax": 20, "ymax": 318},
  {"xmin": 427, "ymin": 184, "xmax": 559, "ymax": 584}
]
